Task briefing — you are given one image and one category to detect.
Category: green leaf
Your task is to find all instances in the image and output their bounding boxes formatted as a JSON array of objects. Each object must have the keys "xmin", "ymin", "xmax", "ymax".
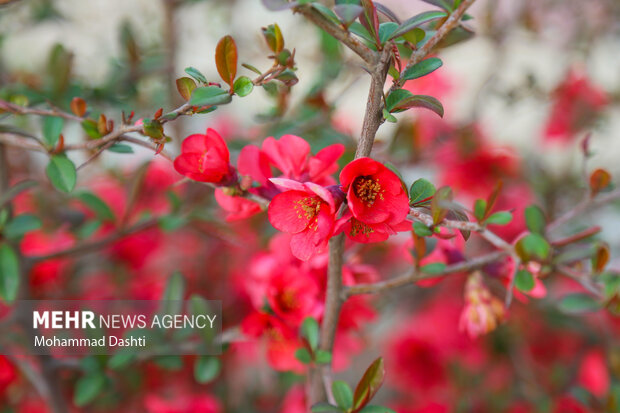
[
  {"xmin": 359, "ymin": 406, "xmax": 398, "ymax": 413},
  {"xmin": 378, "ymin": 22, "xmax": 399, "ymax": 44},
  {"xmin": 301, "ymin": 317, "xmax": 320, "ymax": 351},
  {"xmin": 353, "ymin": 357, "xmax": 385, "ymax": 410},
  {"xmin": 46, "ymin": 154, "xmax": 77, "ymax": 193},
  {"xmin": 3, "ymin": 214, "xmax": 42, "ymax": 240},
  {"xmin": 386, "ymin": 89, "xmax": 444, "ymax": 117},
  {"xmin": 81, "ymin": 119, "xmax": 101, "ymax": 139},
  {"xmin": 0, "ymin": 244, "xmax": 19, "ymax": 302},
  {"xmin": 295, "ymin": 348, "xmax": 312, "ymax": 364},
  {"xmin": 74, "ymin": 373, "xmax": 105, "ymax": 407},
  {"xmin": 516, "ymin": 233, "xmax": 550, "ymax": 261},
  {"xmin": 315, "ymin": 350, "xmax": 332, "ymax": 364},
  {"xmin": 413, "ymin": 221, "xmax": 433, "ymax": 237},
  {"xmin": 184, "ymin": 66, "xmax": 207, "ymax": 84},
  {"xmin": 154, "ymin": 355, "xmax": 183, "ymax": 370},
  {"xmin": 473, "ymin": 199, "xmax": 486, "ymax": 221},
  {"xmin": 409, "ymin": 178, "xmax": 436, "ymax": 205},
  {"xmin": 312, "ymin": 3, "xmax": 342, "ymax": 25},
  {"xmin": 42, "ymin": 116, "xmax": 64, "ymax": 147},
  {"xmin": 189, "ymin": 86, "xmax": 232, "ymax": 107},
  {"xmin": 430, "ymin": 186, "xmax": 452, "ymax": 225},
  {"xmin": 158, "ymin": 215, "xmax": 188, "ymax": 232},
  {"xmin": 525, "ymin": 205, "xmax": 546, "ymax": 234},
  {"xmin": 233, "ymin": 76, "xmax": 254, "ymax": 97},
  {"xmin": 332, "ymin": 380, "xmax": 353, "ymax": 410},
  {"xmin": 333, "ymin": 4, "xmax": 363, "ymax": 26},
  {"xmin": 311, "ymin": 402, "xmax": 343, "ymax": 413},
  {"xmin": 401, "ymin": 57, "xmax": 442, "ymax": 80},
  {"xmin": 107, "ymin": 143, "xmax": 134, "ymax": 153},
  {"xmin": 485, "ymin": 211, "xmax": 512, "ymax": 225},
  {"xmin": 194, "ymin": 356, "xmax": 221, "ymax": 384},
  {"xmin": 75, "ymin": 192, "xmax": 115, "ymax": 221},
  {"xmin": 420, "ymin": 262, "xmax": 446, "ymax": 274},
  {"xmin": 515, "ymin": 269, "xmax": 535, "ymax": 292},
  {"xmin": 391, "ymin": 11, "xmax": 447, "ymax": 40},
  {"xmin": 107, "ymin": 352, "xmax": 136, "ymax": 370},
  {"xmin": 349, "ymin": 22, "xmax": 376, "ymax": 45},
  {"xmin": 558, "ymin": 293, "xmax": 601, "ymax": 314},
  {"xmin": 159, "ymin": 272, "xmax": 185, "ymax": 315},
  {"xmin": 382, "ymin": 108, "xmax": 396, "ymax": 123}
]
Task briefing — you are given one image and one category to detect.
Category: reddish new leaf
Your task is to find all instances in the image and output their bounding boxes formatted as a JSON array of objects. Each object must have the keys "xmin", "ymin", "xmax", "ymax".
[
  {"xmin": 360, "ymin": 0, "xmax": 381, "ymax": 47},
  {"xmin": 70, "ymin": 97, "xmax": 87, "ymax": 117},
  {"xmin": 484, "ymin": 180, "xmax": 503, "ymax": 220},
  {"xmin": 353, "ymin": 357, "xmax": 385, "ymax": 411},
  {"xmin": 176, "ymin": 77, "xmax": 197, "ymax": 101},
  {"xmin": 590, "ymin": 168, "xmax": 611, "ymax": 197},
  {"xmin": 215, "ymin": 35, "xmax": 238, "ymax": 89}
]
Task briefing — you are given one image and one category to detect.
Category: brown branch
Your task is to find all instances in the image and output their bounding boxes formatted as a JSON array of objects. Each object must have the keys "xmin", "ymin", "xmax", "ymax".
[
  {"xmin": 345, "ymin": 250, "xmax": 507, "ymax": 297},
  {"xmin": 295, "ymin": 5, "xmax": 376, "ymax": 63},
  {"xmin": 390, "ymin": 0, "xmax": 476, "ymax": 93},
  {"xmin": 0, "ymin": 99, "xmax": 83, "ymax": 122},
  {"xmin": 547, "ymin": 188, "xmax": 620, "ymax": 233}
]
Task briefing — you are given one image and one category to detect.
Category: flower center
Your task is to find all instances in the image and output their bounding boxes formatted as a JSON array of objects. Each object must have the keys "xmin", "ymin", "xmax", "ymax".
[
  {"xmin": 353, "ymin": 176, "xmax": 384, "ymax": 207},
  {"xmin": 293, "ymin": 196, "xmax": 321, "ymax": 231},
  {"xmin": 350, "ymin": 219, "xmax": 374, "ymax": 237}
]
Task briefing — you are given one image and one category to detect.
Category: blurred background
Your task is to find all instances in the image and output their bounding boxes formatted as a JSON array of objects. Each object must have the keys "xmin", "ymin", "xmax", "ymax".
[{"xmin": 0, "ymin": 0, "xmax": 619, "ymax": 412}]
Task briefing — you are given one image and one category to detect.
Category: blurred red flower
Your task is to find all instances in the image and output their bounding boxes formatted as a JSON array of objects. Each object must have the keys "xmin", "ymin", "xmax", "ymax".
[{"xmin": 173, "ymin": 128, "xmax": 234, "ymax": 184}]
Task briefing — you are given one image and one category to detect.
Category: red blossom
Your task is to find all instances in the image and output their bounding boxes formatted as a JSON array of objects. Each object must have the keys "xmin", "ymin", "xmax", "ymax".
[
  {"xmin": 339, "ymin": 157, "xmax": 409, "ymax": 226},
  {"xmin": 266, "ymin": 268, "xmax": 322, "ymax": 324},
  {"xmin": 337, "ymin": 210, "xmax": 411, "ymax": 243},
  {"xmin": 214, "ymin": 189, "xmax": 262, "ymax": 221},
  {"xmin": 173, "ymin": 128, "xmax": 235, "ymax": 184},
  {"xmin": 577, "ymin": 349, "xmax": 609, "ymax": 397},
  {"xmin": 268, "ymin": 178, "xmax": 339, "ymax": 261}
]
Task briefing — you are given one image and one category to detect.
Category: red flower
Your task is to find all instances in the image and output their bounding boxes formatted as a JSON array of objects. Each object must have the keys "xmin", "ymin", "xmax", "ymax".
[
  {"xmin": 173, "ymin": 128, "xmax": 234, "ymax": 184},
  {"xmin": 266, "ymin": 268, "xmax": 322, "ymax": 324},
  {"xmin": 339, "ymin": 157, "xmax": 409, "ymax": 225},
  {"xmin": 214, "ymin": 189, "xmax": 262, "ymax": 221},
  {"xmin": 544, "ymin": 69, "xmax": 608, "ymax": 144},
  {"xmin": 267, "ymin": 178, "xmax": 339, "ymax": 261},
  {"xmin": 577, "ymin": 349, "xmax": 609, "ymax": 397}
]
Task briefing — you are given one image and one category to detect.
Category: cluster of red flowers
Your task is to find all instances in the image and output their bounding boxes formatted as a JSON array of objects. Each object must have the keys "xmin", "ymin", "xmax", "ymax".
[{"xmin": 174, "ymin": 131, "xmax": 412, "ymax": 260}]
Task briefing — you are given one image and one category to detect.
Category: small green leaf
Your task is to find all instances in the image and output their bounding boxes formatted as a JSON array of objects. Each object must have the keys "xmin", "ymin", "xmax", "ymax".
[
  {"xmin": 81, "ymin": 119, "xmax": 101, "ymax": 139},
  {"xmin": 189, "ymin": 86, "xmax": 232, "ymax": 107},
  {"xmin": 382, "ymin": 108, "xmax": 397, "ymax": 123},
  {"xmin": 430, "ymin": 186, "xmax": 452, "ymax": 225},
  {"xmin": 378, "ymin": 22, "xmax": 399, "ymax": 44},
  {"xmin": 75, "ymin": 192, "xmax": 115, "ymax": 221},
  {"xmin": 0, "ymin": 244, "xmax": 19, "ymax": 302},
  {"xmin": 301, "ymin": 316, "xmax": 320, "ymax": 351},
  {"xmin": 516, "ymin": 233, "xmax": 550, "ymax": 261},
  {"xmin": 107, "ymin": 352, "xmax": 136, "ymax": 370},
  {"xmin": 315, "ymin": 350, "xmax": 332, "ymax": 364},
  {"xmin": 46, "ymin": 154, "xmax": 77, "ymax": 193},
  {"xmin": 184, "ymin": 66, "xmax": 207, "ymax": 84},
  {"xmin": 333, "ymin": 4, "xmax": 363, "ymax": 26},
  {"xmin": 420, "ymin": 262, "xmax": 446, "ymax": 274},
  {"xmin": 386, "ymin": 89, "xmax": 444, "ymax": 117},
  {"xmin": 42, "ymin": 116, "xmax": 64, "ymax": 147},
  {"xmin": 154, "ymin": 355, "xmax": 183, "ymax": 370},
  {"xmin": 233, "ymin": 76, "xmax": 254, "ymax": 97},
  {"xmin": 558, "ymin": 293, "xmax": 601, "ymax": 314},
  {"xmin": 390, "ymin": 10, "xmax": 447, "ymax": 39},
  {"xmin": 74, "ymin": 373, "xmax": 105, "ymax": 407},
  {"xmin": 473, "ymin": 199, "xmax": 486, "ymax": 221},
  {"xmin": 158, "ymin": 215, "xmax": 188, "ymax": 232},
  {"xmin": 515, "ymin": 269, "xmax": 535, "ymax": 292},
  {"xmin": 3, "ymin": 214, "xmax": 42, "ymax": 240},
  {"xmin": 194, "ymin": 356, "xmax": 221, "ymax": 384},
  {"xmin": 413, "ymin": 221, "xmax": 433, "ymax": 237},
  {"xmin": 160, "ymin": 272, "xmax": 185, "ymax": 314},
  {"xmin": 485, "ymin": 211, "xmax": 512, "ymax": 225},
  {"xmin": 295, "ymin": 348, "xmax": 312, "ymax": 364},
  {"xmin": 409, "ymin": 178, "xmax": 436, "ymax": 205},
  {"xmin": 107, "ymin": 143, "xmax": 134, "ymax": 153},
  {"xmin": 332, "ymin": 380, "xmax": 353, "ymax": 410},
  {"xmin": 401, "ymin": 57, "xmax": 442, "ymax": 81},
  {"xmin": 525, "ymin": 205, "xmax": 546, "ymax": 234}
]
